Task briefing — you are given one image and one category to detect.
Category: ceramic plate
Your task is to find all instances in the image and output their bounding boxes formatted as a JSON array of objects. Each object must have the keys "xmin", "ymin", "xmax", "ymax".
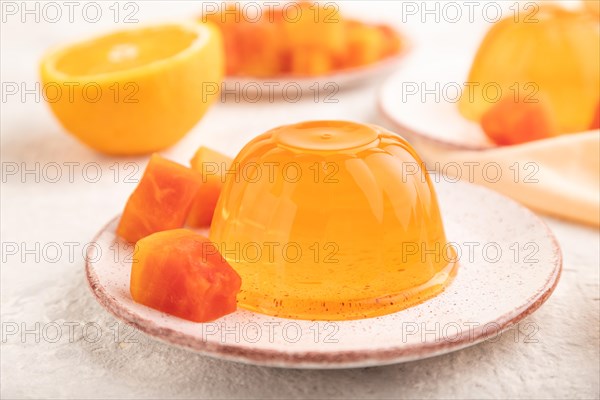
[
  {"xmin": 224, "ymin": 50, "xmax": 407, "ymax": 95},
  {"xmin": 86, "ymin": 180, "xmax": 561, "ymax": 369},
  {"xmin": 377, "ymin": 53, "xmax": 496, "ymax": 150}
]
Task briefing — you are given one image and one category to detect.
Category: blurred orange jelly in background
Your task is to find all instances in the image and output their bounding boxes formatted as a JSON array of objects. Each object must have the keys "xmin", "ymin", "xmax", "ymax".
[
  {"xmin": 209, "ymin": 121, "xmax": 457, "ymax": 320},
  {"xmin": 459, "ymin": 4, "xmax": 600, "ymax": 143},
  {"xmin": 201, "ymin": 1, "xmax": 403, "ymax": 77}
]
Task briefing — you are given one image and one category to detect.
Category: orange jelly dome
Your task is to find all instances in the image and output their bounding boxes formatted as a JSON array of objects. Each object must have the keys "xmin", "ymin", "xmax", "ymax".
[
  {"xmin": 209, "ymin": 121, "xmax": 457, "ymax": 320},
  {"xmin": 458, "ymin": 5, "xmax": 600, "ymax": 134}
]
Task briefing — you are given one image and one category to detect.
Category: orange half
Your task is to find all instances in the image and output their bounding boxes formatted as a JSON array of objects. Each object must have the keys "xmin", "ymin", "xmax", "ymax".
[{"xmin": 40, "ymin": 22, "xmax": 224, "ymax": 155}]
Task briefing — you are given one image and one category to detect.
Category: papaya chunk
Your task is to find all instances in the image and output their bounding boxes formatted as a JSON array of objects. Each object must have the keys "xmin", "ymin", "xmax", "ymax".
[
  {"xmin": 187, "ymin": 147, "xmax": 233, "ymax": 228},
  {"xmin": 199, "ymin": 2, "xmax": 403, "ymax": 77},
  {"xmin": 481, "ymin": 96, "xmax": 559, "ymax": 145},
  {"xmin": 345, "ymin": 21, "xmax": 386, "ymax": 67},
  {"xmin": 130, "ymin": 229, "xmax": 241, "ymax": 322},
  {"xmin": 117, "ymin": 154, "xmax": 202, "ymax": 243},
  {"xmin": 590, "ymin": 103, "xmax": 600, "ymax": 130}
]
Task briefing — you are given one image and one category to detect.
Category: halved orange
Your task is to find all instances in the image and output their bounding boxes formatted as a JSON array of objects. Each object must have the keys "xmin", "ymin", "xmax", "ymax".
[{"xmin": 40, "ymin": 22, "xmax": 223, "ymax": 155}]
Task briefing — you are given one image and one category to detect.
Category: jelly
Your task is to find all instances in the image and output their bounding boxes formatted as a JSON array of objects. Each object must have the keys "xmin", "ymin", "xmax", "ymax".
[
  {"xmin": 209, "ymin": 121, "xmax": 457, "ymax": 320},
  {"xmin": 459, "ymin": 5, "xmax": 600, "ymax": 134}
]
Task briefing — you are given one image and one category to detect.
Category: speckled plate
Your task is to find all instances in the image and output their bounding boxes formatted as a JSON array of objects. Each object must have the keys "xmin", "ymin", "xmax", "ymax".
[
  {"xmin": 377, "ymin": 52, "xmax": 495, "ymax": 150},
  {"xmin": 378, "ymin": 53, "xmax": 597, "ymax": 151},
  {"xmin": 86, "ymin": 180, "xmax": 561, "ymax": 369}
]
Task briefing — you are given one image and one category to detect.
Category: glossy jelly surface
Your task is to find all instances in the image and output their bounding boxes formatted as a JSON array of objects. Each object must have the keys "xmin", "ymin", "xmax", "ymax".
[
  {"xmin": 209, "ymin": 121, "xmax": 457, "ymax": 320},
  {"xmin": 458, "ymin": 5, "xmax": 600, "ymax": 134}
]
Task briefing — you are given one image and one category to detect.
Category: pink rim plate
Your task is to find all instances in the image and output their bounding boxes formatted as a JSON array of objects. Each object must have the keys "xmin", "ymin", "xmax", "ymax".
[{"xmin": 85, "ymin": 179, "xmax": 561, "ymax": 369}]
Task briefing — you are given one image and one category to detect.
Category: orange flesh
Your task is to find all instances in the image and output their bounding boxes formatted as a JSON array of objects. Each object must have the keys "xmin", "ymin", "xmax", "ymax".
[
  {"xmin": 54, "ymin": 26, "xmax": 198, "ymax": 76},
  {"xmin": 40, "ymin": 23, "xmax": 224, "ymax": 155},
  {"xmin": 209, "ymin": 121, "xmax": 457, "ymax": 320}
]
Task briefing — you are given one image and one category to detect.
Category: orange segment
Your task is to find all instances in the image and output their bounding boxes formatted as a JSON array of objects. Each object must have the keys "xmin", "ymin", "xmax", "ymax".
[{"xmin": 40, "ymin": 22, "xmax": 224, "ymax": 155}]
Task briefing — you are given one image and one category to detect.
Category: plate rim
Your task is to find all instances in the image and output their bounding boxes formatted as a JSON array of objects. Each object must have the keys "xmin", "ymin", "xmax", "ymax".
[
  {"xmin": 376, "ymin": 75, "xmax": 494, "ymax": 151},
  {"xmin": 225, "ymin": 50, "xmax": 406, "ymax": 86},
  {"xmin": 376, "ymin": 63, "xmax": 598, "ymax": 151},
  {"xmin": 86, "ymin": 181, "xmax": 562, "ymax": 369}
]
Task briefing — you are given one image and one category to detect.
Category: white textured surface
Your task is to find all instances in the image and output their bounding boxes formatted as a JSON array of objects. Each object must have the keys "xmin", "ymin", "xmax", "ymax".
[{"xmin": 2, "ymin": 1, "xmax": 599, "ymax": 398}]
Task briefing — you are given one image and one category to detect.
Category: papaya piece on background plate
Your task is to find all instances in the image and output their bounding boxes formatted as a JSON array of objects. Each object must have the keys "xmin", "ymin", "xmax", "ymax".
[
  {"xmin": 379, "ymin": 24, "xmax": 403, "ymax": 57},
  {"xmin": 290, "ymin": 48, "xmax": 334, "ymax": 76},
  {"xmin": 130, "ymin": 229, "xmax": 241, "ymax": 322},
  {"xmin": 117, "ymin": 154, "xmax": 202, "ymax": 243},
  {"xmin": 590, "ymin": 104, "xmax": 600, "ymax": 130},
  {"xmin": 480, "ymin": 95, "xmax": 559, "ymax": 146},
  {"xmin": 235, "ymin": 18, "xmax": 285, "ymax": 77},
  {"xmin": 187, "ymin": 147, "xmax": 233, "ymax": 228},
  {"xmin": 345, "ymin": 21, "xmax": 387, "ymax": 67},
  {"xmin": 202, "ymin": 3, "xmax": 243, "ymax": 75},
  {"xmin": 199, "ymin": 1, "xmax": 403, "ymax": 77},
  {"xmin": 281, "ymin": 1, "xmax": 346, "ymax": 56}
]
